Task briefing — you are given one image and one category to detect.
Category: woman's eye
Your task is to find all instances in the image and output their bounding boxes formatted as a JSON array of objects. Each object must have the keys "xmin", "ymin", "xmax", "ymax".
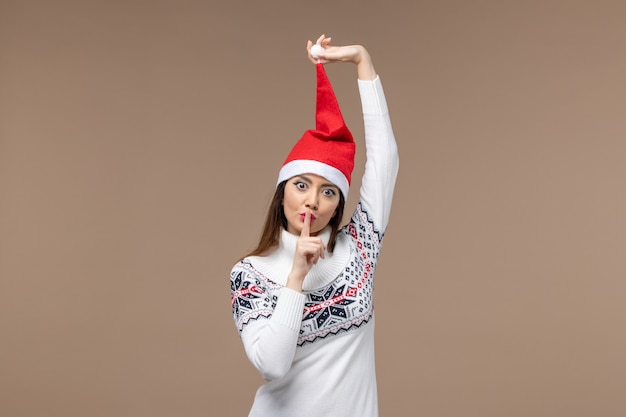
[
  {"xmin": 294, "ymin": 182, "xmax": 307, "ymax": 190},
  {"xmin": 322, "ymin": 189, "xmax": 336, "ymax": 197}
]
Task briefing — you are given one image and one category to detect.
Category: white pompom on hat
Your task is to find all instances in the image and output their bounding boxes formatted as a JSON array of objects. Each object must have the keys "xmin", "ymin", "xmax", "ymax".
[
  {"xmin": 277, "ymin": 63, "xmax": 355, "ymax": 199},
  {"xmin": 310, "ymin": 43, "xmax": 324, "ymax": 59}
]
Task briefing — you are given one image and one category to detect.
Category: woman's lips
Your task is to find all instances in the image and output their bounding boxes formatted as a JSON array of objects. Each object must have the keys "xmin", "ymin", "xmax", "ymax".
[{"xmin": 300, "ymin": 213, "xmax": 317, "ymax": 222}]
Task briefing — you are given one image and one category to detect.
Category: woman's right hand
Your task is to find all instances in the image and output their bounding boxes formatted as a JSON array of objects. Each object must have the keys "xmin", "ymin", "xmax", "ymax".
[{"xmin": 286, "ymin": 210, "xmax": 326, "ymax": 293}]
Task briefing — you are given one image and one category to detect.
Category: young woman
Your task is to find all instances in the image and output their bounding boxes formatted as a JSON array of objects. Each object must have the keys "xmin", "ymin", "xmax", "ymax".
[{"xmin": 230, "ymin": 34, "xmax": 399, "ymax": 417}]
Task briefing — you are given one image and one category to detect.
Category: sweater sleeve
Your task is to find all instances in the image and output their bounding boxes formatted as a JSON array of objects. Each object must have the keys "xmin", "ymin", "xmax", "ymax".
[
  {"xmin": 230, "ymin": 264, "xmax": 305, "ymax": 380},
  {"xmin": 241, "ymin": 288, "xmax": 305, "ymax": 381},
  {"xmin": 357, "ymin": 76, "xmax": 399, "ymax": 233}
]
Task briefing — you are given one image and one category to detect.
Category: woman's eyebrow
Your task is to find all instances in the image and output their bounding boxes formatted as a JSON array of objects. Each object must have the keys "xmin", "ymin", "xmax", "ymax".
[{"xmin": 295, "ymin": 175, "xmax": 338, "ymax": 190}]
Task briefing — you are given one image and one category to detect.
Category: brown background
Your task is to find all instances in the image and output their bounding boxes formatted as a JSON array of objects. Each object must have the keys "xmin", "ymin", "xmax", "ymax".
[{"xmin": 1, "ymin": 1, "xmax": 625, "ymax": 416}]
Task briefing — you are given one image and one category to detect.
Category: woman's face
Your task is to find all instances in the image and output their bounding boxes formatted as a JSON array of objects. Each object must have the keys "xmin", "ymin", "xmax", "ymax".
[{"xmin": 282, "ymin": 173, "xmax": 341, "ymax": 236}]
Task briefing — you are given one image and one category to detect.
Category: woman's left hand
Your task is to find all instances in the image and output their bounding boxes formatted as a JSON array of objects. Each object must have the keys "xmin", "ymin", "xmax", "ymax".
[{"xmin": 306, "ymin": 34, "xmax": 376, "ymax": 80}]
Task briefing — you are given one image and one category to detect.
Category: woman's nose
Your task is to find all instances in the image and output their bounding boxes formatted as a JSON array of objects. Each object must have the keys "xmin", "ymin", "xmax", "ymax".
[{"xmin": 304, "ymin": 194, "xmax": 319, "ymax": 210}]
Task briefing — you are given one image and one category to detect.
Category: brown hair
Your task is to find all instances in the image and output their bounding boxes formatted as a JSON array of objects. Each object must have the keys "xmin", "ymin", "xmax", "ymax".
[{"xmin": 242, "ymin": 180, "xmax": 345, "ymax": 259}]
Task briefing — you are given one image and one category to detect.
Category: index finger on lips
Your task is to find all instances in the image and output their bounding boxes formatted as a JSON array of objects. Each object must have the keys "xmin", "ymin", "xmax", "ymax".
[{"xmin": 301, "ymin": 210, "xmax": 311, "ymax": 237}]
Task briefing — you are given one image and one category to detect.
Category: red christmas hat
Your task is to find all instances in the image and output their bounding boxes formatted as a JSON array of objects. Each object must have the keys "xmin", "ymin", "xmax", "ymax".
[{"xmin": 277, "ymin": 63, "xmax": 355, "ymax": 198}]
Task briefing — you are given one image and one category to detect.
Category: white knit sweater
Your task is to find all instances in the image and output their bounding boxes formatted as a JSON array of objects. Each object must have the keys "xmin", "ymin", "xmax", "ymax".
[{"xmin": 230, "ymin": 76, "xmax": 398, "ymax": 417}]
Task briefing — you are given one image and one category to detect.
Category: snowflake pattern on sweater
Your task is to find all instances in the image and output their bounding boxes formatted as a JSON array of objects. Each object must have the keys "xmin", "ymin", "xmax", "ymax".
[{"xmin": 230, "ymin": 202, "xmax": 382, "ymax": 346}]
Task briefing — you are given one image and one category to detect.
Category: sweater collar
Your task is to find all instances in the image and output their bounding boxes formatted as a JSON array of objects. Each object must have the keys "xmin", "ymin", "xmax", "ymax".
[{"xmin": 247, "ymin": 227, "xmax": 350, "ymax": 291}]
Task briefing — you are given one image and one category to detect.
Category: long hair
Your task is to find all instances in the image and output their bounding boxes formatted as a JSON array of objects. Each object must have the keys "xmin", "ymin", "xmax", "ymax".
[{"xmin": 242, "ymin": 180, "xmax": 345, "ymax": 260}]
